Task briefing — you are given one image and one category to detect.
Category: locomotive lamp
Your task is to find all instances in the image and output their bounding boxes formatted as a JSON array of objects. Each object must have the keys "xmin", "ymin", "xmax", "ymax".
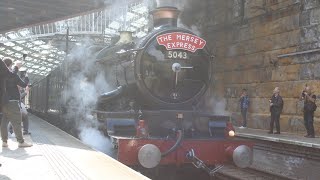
[
  {"xmin": 225, "ymin": 121, "xmax": 235, "ymax": 137},
  {"xmin": 228, "ymin": 130, "xmax": 235, "ymax": 137}
]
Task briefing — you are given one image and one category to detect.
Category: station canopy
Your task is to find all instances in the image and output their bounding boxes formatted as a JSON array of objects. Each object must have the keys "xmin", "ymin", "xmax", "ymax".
[{"xmin": 0, "ymin": 0, "xmax": 150, "ymax": 83}]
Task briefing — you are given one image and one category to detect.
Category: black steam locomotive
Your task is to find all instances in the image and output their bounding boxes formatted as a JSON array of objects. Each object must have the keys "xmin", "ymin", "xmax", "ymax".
[
  {"xmin": 29, "ymin": 6, "xmax": 253, "ymax": 176},
  {"xmin": 96, "ymin": 7, "xmax": 212, "ymax": 132},
  {"xmin": 94, "ymin": 6, "xmax": 253, "ymax": 175}
]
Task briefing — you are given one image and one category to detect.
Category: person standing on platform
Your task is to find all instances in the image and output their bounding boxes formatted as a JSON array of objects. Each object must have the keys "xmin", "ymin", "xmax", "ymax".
[
  {"xmin": 1, "ymin": 58, "xmax": 32, "ymax": 148},
  {"xmin": 300, "ymin": 86, "xmax": 316, "ymax": 138},
  {"xmin": 268, "ymin": 87, "xmax": 283, "ymax": 134},
  {"xmin": 239, "ymin": 89, "xmax": 250, "ymax": 128},
  {"xmin": 8, "ymin": 68, "xmax": 31, "ymax": 135},
  {"xmin": 19, "ymin": 70, "xmax": 31, "ymax": 135},
  {"xmin": 0, "ymin": 58, "xmax": 13, "ymax": 168},
  {"xmin": 0, "ymin": 59, "xmax": 13, "ymax": 127}
]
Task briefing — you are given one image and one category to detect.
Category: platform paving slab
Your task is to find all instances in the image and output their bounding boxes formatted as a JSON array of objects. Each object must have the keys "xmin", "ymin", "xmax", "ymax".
[
  {"xmin": 0, "ymin": 114, "xmax": 149, "ymax": 180},
  {"xmin": 235, "ymin": 127, "xmax": 320, "ymax": 149}
]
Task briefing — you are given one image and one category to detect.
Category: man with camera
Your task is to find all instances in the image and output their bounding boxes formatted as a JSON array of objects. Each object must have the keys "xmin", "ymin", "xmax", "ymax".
[
  {"xmin": 268, "ymin": 87, "xmax": 284, "ymax": 134},
  {"xmin": 0, "ymin": 59, "xmax": 13, "ymax": 126},
  {"xmin": 301, "ymin": 86, "xmax": 316, "ymax": 138},
  {"xmin": 8, "ymin": 67, "xmax": 31, "ymax": 136}
]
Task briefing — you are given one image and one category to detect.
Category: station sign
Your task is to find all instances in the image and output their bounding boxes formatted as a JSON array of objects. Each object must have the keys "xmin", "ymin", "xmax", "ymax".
[{"xmin": 156, "ymin": 32, "xmax": 206, "ymax": 53}]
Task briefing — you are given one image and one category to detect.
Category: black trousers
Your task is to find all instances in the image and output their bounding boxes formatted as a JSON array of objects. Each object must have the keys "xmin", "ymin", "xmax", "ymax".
[
  {"xmin": 241, "ymin": 108, "xmax": 247, "ymax": 127},
  {"xmin": 304, "ymin": 112, "xmax": 315, "ymax": 136},
  {"xmin": 270, "ymin": 112, "xmax": 280, "ymax": 133}
]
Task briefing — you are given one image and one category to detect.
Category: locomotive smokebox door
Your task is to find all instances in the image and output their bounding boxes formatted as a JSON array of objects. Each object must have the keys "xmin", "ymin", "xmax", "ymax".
[{"xmin": 135, "ymin": 30, "xmax": 212, "ymax": 108}]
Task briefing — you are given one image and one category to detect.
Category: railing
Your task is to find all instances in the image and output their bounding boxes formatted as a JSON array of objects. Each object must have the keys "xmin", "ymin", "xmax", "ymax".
[
  {"xmin": 0, "ymin": 0, "xmax": 150, "ymax": 78},
  {"xmin": 0, "ymin": 1, "xmax": 149, "ymax": 44}
]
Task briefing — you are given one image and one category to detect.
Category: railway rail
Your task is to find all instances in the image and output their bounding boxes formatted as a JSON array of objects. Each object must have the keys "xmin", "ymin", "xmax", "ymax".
[
  {"xmin": 215, "ymin": 165, "xmax": 292, "ymax": 180},
  {"xmin": 214, "ymin": 136, "xmax": 320, "ymax": 180}
]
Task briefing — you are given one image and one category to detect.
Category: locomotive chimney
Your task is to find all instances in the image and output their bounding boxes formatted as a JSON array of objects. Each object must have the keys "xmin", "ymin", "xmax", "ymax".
[
  {"xmin": 151, "ymin": 7, "xmax": 180, "ymax": 28},
  {"xmin": 116, "ymin": 31, "xmax": 133, "ymax": 45}
]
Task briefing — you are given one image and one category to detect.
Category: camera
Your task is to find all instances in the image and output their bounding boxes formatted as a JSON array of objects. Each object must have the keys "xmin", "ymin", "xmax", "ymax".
[{"xmin": 302, "ymin": 90, "xmax": 306, "ymax": 98}]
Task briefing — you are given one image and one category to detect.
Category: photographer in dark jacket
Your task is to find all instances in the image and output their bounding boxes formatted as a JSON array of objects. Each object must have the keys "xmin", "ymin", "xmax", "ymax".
[
  {"xmin": 0, "ymin": 58, "xmax": 15, "ymax": 125},
  {"xmin": 1, "ymin": 58, "xmax": 32, "ymax": 147},
  {"xmin": 268, "ymin": 87, "xmax": 284, "ymax": 134},
  {"xmin": 300, "ymin": 86, "xmax": 316, "ymax": 138},
  {"xmin": 0, "ymin": 59, "xmax": 13, "ymax": 103}
]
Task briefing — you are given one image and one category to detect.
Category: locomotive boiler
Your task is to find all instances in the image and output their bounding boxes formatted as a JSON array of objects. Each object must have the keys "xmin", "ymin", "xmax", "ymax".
[{"xmin": 95, "ymin": 6, "xmax": 254, "ymax": 176}]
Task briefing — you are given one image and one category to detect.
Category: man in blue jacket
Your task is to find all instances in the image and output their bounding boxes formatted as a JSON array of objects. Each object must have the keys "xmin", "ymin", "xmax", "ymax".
[{"xmin": 239, "ymin": 89, "xmax": 250, "ymax": 128}]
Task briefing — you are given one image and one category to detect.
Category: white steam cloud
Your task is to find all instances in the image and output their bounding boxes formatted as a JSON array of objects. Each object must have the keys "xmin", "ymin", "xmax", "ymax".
[
  {"xmin": 177, "ymin": 0, "xmax": 207, "ymax": 36},
  {"xmin": 79, "ymin": 127, "xmax": 112, "ymax": 153},
  {"xmin": 211, "ymin": 97, "xmax": 230, "ymax": 115},
  {"xmin": 202, "ymin": 86, "xmax": 231, "ymax": 116},
  {"xmin": 63, "ymin": 37, "xmax": 113, "ymax": 154}
]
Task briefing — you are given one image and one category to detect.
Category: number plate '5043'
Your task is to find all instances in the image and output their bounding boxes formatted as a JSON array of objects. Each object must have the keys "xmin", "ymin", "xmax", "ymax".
[{"xmin": 166, "ymin": 51, "xmax": 189, "ymax": 60}]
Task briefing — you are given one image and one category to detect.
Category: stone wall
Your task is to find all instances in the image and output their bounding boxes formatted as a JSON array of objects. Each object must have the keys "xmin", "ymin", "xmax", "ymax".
[{"xmin": 188, "ymin": 0, "xmax": 320, "ymax": 134}]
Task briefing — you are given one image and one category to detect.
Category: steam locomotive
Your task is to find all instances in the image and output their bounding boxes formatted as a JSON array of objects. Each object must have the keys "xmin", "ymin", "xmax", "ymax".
[
  {"xmin": 29, "ymin": 6, "xmax": 253, "ymax": 176},
  {"xmin": 94, "ymin": 6, "xmax": 254, "ymax": 175}
]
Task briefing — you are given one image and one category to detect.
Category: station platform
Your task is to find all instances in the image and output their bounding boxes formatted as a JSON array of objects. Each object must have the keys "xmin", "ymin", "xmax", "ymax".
[
  {"xmin": 0, "ymin": 114, "xmax": 149, "ymax": 180},
  {"xmin": 235, "ymin": 127, "xmax": 320, "ymax": 149}
]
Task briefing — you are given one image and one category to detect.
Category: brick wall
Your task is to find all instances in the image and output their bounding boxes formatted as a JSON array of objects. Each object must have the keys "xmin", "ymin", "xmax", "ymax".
[{"xmin": 188, "ymin": 0, "xmax": 320, "ymax": 134}]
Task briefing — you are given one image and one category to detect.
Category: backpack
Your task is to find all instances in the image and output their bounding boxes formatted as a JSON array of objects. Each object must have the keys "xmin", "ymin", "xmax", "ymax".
[
  {"xmin": 305, "ymin": 101, "xmax": 317, "ymax": 112},
  {"xmin": 311, "ymin": 102, "xmax": 317, "ymax": 112}
]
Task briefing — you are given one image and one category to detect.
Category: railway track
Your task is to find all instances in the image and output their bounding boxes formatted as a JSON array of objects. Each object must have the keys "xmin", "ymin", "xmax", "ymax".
[
  {"xmin": 215, "ymin": 165, "xmax": 292, "ymax": 180},
  {"xmin": 214, "ymin": 137, "xmax": 320, "ymax": 180}
]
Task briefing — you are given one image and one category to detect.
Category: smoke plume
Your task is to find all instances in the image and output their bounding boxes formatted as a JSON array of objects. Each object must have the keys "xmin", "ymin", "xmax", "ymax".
[
  {"xmin": 78, "ymin": 115, "xmax": 113, "ymax": 155},
  {"xmin": 201, "ymin": 88, "xmax": 231, "ymax": 116},
  {"xmin": 210, "ymin": 97, "xmax": 230, "ymax": 115},
  {"xmin": 177, "ymin": 0, "xmax": 208, "ymax": 36},
  {"xmin": 62, "ymin": 37, "xmax": 112, "ymax": 154},
  {"xmin": 153, "ymin": 0, "xmax": 205, "ymax": 36},
  {"xmin": 200, "ymin": 85, "xmax": 231, "ymax": 116}
]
